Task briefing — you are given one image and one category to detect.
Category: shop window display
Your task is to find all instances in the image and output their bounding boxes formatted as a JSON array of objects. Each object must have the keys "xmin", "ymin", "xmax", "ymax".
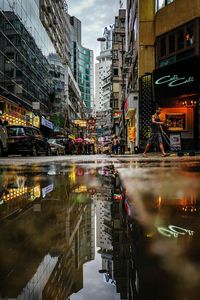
[{"xmin": 165, "ymin": 113, "xmax": 186, "ymax": 131}]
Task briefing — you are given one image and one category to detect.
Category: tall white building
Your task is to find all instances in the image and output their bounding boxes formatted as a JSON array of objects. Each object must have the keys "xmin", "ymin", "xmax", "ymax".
[{"xmin": 95, "ymin": 25, "xmax": 113, "ymax": 112}]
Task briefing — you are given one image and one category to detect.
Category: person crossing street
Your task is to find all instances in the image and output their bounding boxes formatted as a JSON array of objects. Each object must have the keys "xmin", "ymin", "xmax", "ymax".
[{"xmin": 143, "ymin": 106, "xmax": 169, "ymax": 157}]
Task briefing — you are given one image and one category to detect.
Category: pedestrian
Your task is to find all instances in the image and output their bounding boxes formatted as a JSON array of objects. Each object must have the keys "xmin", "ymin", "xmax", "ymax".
[
  {"xmin": 112, "ymin": 136, "xmax": 119, "ymax": 155},
  {"xmin": 120, "ymin": 136, "xmax": 125, "ymax": 154},
  {"xmin": 143, "ymin": 105, "xmax": 169, "ymax": 157}
]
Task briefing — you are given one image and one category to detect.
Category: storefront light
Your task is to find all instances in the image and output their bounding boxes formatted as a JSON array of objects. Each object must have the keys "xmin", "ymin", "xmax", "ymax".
[{"xmin": 182, "ymin": 100, "xmax": 197, "ymax": 107}]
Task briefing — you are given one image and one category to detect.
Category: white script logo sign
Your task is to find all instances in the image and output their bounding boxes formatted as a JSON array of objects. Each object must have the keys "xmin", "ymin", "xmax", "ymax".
[
  {"xmin": 155, "ymin": 75, "xmax": 194, "ymax": 87},
  {"xmin": 157, "ymin": 225, "xmax": 194, "ymax": 238}
]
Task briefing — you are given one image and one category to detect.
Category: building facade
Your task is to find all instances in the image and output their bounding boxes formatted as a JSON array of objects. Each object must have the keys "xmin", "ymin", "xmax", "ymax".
[
  {"xmin": 126, "ymin": 0, "xmax": 200, "ymax": 151},
  {"xmin": 0, "ymin": 0, "xmax": 71, "ymax": 131},
  {"xmin": 70, "ymin": 16, "xmax": 94, "ymax": 110},
  {"xmin": 95, "ymin": 25, "xmax": 113, "ymax": 112},
  {"xmin": 153, "ymin": 0, "xmax": 200, "ymax": 151},
  {"xmin": 111, "ymin": 9, "xmax": 126, "ymax": 138}
]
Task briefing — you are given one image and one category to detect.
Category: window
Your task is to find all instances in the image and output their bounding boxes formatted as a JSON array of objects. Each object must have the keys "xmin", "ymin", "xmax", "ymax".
[
  {"xmin": 160, "ymin": 37, "xmax": 166, "ymax": 57},
  {"xmin": 177, "ymin": 29, "xmax": 184, "ymax": 50},
  {"xmin": 112, "ymin": 50, "xmax": 118, "ymax": 59},
  {"xmin": 155, "ymin": 0, "xmax": 175, "ymax": 11},
  {"xmin": 156, "ymin": 20, "xmax": 196, "ymax": 68},
  {"xmin": 113, "ymin": 68, "xmax": 118, "ymax": 76},
  {"xmin": 168, "ymin": 33, "xmax": 175, "ymax": 53},
  {"xmin": 185, "ymin": 24, "xmax": 194, "ymax": 47},
  {"xmin": 7, "ymin": 127, "xmax": 25, "ymax": 136},
  {"xmin": 133, "ymin": 16, "xmax": 138, "ymax": 42}
]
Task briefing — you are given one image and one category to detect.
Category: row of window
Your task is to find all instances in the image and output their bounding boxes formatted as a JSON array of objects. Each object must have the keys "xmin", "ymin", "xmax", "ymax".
[
  {"xmin": 155, "ymin": 0, "xmax": 175, "ymax": 12},
  {"xmin": 156, "ymin": 20, "xmax": 197, "ymax": 67}
]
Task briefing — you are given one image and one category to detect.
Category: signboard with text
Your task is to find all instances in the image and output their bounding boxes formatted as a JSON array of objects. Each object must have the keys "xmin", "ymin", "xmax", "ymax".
[
  {"xmin": 154, "ymin": 57, "xmax": 200, "ymax": 100},
  {"xmin": 170, "ymin": 133, "xmax": 181, "ymax": 151}
]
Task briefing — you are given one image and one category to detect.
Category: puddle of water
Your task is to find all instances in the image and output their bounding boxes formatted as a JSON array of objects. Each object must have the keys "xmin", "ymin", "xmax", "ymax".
[
  {"xmin": 0, "ymin": 163, "xmax": 120, "ymax": 300},
  {"xmin": 0, "ymin": 160, "xmax": 200, "ymax": 300}
]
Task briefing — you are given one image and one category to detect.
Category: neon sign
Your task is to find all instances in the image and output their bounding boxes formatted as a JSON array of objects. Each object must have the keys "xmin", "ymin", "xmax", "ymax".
[
  {"xmin": 155, "ymin": 75, "xmax": 194, "ymax": 87},
  {"xmin": 157, "ymin": 225, "xmax": 194, "ymax": 238}
]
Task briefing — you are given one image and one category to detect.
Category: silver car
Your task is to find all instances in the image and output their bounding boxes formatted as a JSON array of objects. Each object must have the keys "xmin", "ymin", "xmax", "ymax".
[{"xmin": 47, "ymin": 138, "xmax": 65, "ymax": 155}]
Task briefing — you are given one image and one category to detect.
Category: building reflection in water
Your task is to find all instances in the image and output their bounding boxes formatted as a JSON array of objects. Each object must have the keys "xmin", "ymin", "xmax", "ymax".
[
  {"xmin": 1, "ymin": 163, "xmax": 199, "ymax": 300},
  {"xmin": 0, "ymin": 163, "xmax": 116, "ymax": 300}
]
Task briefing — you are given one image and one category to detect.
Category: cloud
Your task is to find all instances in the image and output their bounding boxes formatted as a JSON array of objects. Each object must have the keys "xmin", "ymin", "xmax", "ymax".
[
  {"xmin": 69, "ymin": 0, "xmax": 96, "ymax": 16},
  {"xmin": 68, "ymin": 0, "xmax": 123, "ymax": 60}
]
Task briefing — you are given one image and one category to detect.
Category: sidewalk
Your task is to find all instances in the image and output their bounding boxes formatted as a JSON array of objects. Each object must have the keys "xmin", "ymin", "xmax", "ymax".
[{"xmin": 110, "ymin": 151, "xmax": 200, "ymax": 161}]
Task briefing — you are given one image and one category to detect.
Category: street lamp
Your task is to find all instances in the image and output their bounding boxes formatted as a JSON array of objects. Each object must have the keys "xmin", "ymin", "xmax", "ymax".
[{"xmin": 97, "ymin": 37, "xmax": 106, "ymax": 42}]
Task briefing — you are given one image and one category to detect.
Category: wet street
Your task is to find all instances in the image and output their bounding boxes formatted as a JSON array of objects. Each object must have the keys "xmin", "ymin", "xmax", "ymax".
[{"xmin": 0, "ymin": 154, "xmax": 200, "ymax": 300}]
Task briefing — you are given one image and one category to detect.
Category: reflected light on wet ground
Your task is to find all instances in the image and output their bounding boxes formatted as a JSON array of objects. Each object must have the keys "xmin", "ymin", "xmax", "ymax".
[
  {"xmin": 119, "ymin": 160, "xmax": 200, "ymax": 300},
  {"xmin": 0, "ymin": 158, "xmax": 200, "ymax": 300}
]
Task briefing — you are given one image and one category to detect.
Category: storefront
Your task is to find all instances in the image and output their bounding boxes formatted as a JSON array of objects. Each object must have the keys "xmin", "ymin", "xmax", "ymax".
[
  {"xmin": 153, "ymin": 56, "xmax": 200, "ymax": 150},
  {"xmin": 0, "ymin": 97, "xmax": 40, "ymax": 128},
  {"xmin": 124, "ymin": 94, "xmax": 138, "ymax": 153}
]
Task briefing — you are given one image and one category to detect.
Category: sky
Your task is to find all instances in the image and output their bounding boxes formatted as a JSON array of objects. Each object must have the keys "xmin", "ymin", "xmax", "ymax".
[{"xmin": 68, "ymin": 0, "xmax": 125, "ymax": 62}]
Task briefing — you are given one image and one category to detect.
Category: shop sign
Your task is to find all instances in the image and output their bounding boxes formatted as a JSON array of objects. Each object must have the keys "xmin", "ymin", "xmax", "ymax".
[
  {"xmin": 33, "ymin": 116, "xmax": 40, "ymax": 128},
  {"xmin": 32, "ymin": 102, "xmax": 40, "ymax": 110},
  {"xmin": 169, "ymin": 132, "xmax": 181, "ymax": 151},
  {"xmin": 155, "ymin": 75, "xmax": 194, "ymax": 87},
  {"xmin": 41, "ymin": 117, "xmax": 53, "ymax": 129},
  {"xmin": 87, "ymin": 117, "xmax": 96, "ymax": 125},
  {"xmin": 154, "ymin": 57, "xmax": 200, "ymax": 100},
  {"xmin": 42, "ymin": 184, "xmax": 54, "ymax": 198},
  {"xmin": 73, "ymin": 119, "xmax": 87, "ymax": 127},
  {"xmin": 113, "ymin": 111, "xmax": 122, "ymax": 119},
  {"xmin": 157, "ymin": 225, "xmax": 194, "ymax": 238}
]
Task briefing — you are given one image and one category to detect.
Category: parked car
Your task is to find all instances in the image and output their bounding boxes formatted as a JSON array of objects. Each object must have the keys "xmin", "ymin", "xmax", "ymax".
[
  {"xmin": 6, "ymin": 125, "xmax": 50, "ymax": 156},
  {"xmin": 0, "ymin": 120, "xmax": 8, "ymax": 156},
  {"xmin": 55, "ymin": 137, "xmax": 75, "ymax": 154},
  {"xmin": 47, "ymin": 138, "xmax": 65, "ymax": 155}
]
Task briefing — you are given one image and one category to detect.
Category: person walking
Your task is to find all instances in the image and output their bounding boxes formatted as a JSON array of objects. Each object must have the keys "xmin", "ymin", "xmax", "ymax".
[
  {"xmin": 112, "ymin": 136, "xmax": 119, "ymax": 155},
  {"xmin": 143, "ymin": 106, "xmax": 169, "ymax": 157}
]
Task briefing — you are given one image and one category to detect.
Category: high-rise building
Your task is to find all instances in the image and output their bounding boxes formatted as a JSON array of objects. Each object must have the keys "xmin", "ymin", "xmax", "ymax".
[
  {"xmin": 0, "ymin": 0, "xmax": 71, "ymax": 130},
  {"xmin": 70, "ymin": 16, "xmax": 94, "ymax": 110},
  {"xmin": 111, "ymin": 9, "xmax": 126, "ymax": 137},
  {"xmin": 95, "ymin": 25, "xmax": 113, "ymax": 112}
]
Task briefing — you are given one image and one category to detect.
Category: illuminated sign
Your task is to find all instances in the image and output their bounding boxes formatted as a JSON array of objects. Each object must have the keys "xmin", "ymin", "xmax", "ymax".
[
  {"xmin": 73, "ymin": 119, "xmax": 87, "ymax": 127},
  {"xmin": 157, "ymin": 225, "xmax": 194, "ymax": 238},
  {"xmin": 42, "ymin": 184, "xmax": 54, "ymax": 198},
  {"xmin": 41, "ymin": 117, "xmax": 53, "ymax": 129},
  {"xmin": 113, "ymin": 111, "xmax": 122, "ymax": 119},
  {"xmin": 155, "ymin": 75, "xmax": 194, "ymax": 87},
  {"xmin": 114, "ymin": 194, "xmax": 123, "ymax": 201}
]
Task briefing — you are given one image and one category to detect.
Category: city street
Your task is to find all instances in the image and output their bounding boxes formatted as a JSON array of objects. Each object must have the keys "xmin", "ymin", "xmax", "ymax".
[
  {"xmin": 1, "ymin": 0, "xmax": 200, "ymax": 299},
  {"xmin": 0, "ymin": 154, "xmax": 200, "ymax": 299}
]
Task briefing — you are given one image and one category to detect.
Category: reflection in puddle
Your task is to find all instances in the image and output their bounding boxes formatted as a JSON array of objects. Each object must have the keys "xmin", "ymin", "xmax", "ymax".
[{"xmin": 0, "ymin": 161, "xmax": 200, "ymax": 300}]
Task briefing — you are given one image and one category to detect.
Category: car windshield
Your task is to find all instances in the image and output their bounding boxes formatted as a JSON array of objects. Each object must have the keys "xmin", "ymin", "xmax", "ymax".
[
  {"xmin": 7, "ymin": 127, "xmax": 25, "ymax": 136},
  {"xmin": 48, "ymin": 139, "xmax": 56, "ymax": 144}
]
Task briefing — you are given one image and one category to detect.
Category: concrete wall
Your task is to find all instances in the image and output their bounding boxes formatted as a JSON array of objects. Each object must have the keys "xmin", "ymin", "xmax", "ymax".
[
  {"xmin": 139, "ymin": 0, "xmax": 155, "ymax": 77},
  {"xmin": 155, "ymin": 0, "xmax": 200, "ymax": 37}
]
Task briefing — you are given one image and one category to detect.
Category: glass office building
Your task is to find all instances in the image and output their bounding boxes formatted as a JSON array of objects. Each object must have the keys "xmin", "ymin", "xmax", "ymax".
[
  {"xmin": 0, "ymin": 0, "xmax": 57, "ymax": 124},
  {"xmin": 71, "ymin": 41, "xmax": 94, "ymax": 108}
]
